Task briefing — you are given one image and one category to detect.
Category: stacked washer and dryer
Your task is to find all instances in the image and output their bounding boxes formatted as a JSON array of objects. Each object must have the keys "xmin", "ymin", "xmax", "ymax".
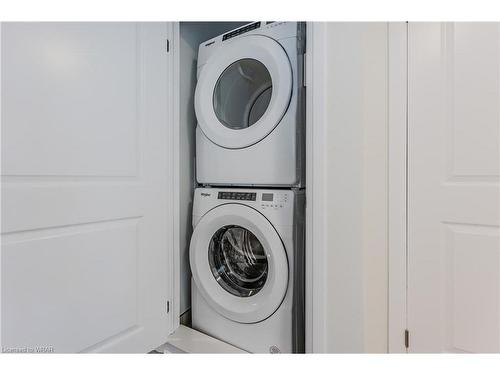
[{"xmin": 189, "ymin": 21, "xmax": 306, "ymax": 353}]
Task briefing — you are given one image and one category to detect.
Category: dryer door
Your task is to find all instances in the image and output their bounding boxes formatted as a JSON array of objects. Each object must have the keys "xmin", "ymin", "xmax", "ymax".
[
  {"xmin": 190, "ymin": 204, "xmax": 288, "ymax": 323},
  {"xmin": 194, "ymin": 35, "xmax": 293, "ymax": 149}
]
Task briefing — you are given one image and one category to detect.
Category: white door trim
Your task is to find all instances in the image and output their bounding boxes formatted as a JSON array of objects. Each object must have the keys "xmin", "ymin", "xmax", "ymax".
[
  {"xmin": 0, "ymin": 23, "xmax": 3, "ymax": 348},
  {"xmin": 306, "ymin": 22, "xmax": 407, "ymax": 353},
  {"xmin": 171, "ymin": 22, "xmax": 181, "ymax": 333},
  {"xmin": 387, "ymin": 22, "xmax": 408, "ymax": 353},
  {"xmin": 305, "ymin": 21, "xmax": 328, "ymax": 353}
]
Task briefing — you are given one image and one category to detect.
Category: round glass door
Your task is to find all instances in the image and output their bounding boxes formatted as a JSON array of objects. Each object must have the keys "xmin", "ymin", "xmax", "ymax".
[
  {"xmin": 194, "ymin": 35, "xmax": 292, "ymax": 149},
  {"xmin": 189, "ymin": 203, "xmax": 289, "ymax": 323},
  {"xmin": 208, "ymin": 225, "xmax": 268, "ymax": 297},
  {"xmin": 213, "ymin": 59, "xmax": 272, "ymax": 130}
]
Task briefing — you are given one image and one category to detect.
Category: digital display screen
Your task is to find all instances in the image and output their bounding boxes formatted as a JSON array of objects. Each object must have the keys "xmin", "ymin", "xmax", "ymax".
[
  {"xmin": 262, "ymin": 193, "xmax": 274, "ymax": 202},
  {"xmin": 222, "ymin": 22, "xmax": 261, "ymax": 41},
  {"xmin": 218, "ymin": 191, "xmax": 256, "ymax": 201}
]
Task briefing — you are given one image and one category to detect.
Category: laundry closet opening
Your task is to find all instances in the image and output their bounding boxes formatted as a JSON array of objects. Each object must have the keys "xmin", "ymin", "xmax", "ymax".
[{"xmin": 174, "ymin": 22, "xmax": 306, "ymax": 353}]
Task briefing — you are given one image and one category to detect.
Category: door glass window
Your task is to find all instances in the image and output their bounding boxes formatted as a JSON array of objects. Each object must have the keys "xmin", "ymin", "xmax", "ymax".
[
  {"xmin": 208, "ymin": 225, "xmax": 268, "ymax": 297},
  {"xmin": 213, "ymin": 59, "xmax": 272, "ymax": 130}
]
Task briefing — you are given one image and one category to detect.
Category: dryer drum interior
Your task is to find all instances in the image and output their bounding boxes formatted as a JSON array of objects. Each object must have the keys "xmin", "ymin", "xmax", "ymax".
[{"xmin": 213, "ymin": 58, "xmax": 273, "ymax": 130}]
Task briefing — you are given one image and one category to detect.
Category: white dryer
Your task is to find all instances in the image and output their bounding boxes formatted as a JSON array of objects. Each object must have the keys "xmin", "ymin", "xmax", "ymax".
[
  {"xmin": 194, "ymin": 22, "xmax": 306, "ymax": 187},
  {"xmin": 189, "ymin": 187, "xmax": 305, "ymax": 353}
]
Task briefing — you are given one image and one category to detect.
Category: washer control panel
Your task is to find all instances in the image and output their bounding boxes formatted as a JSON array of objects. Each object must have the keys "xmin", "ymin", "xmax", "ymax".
[
  {"xmin": 218, "ymin": 191, "xmax": 256, "ymax": 201},
  {"xmin": 215, "ymin": 190, "xmax": 291, "ymax": 211},
  {"xmin": 260, "ymin": 192, "xmax": 289, "ymax": 210}
]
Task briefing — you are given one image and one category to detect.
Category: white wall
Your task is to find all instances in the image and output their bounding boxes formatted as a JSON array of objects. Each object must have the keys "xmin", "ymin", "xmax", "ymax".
[{"xmin": 306, "ymin": 22, "xmax": 388, "ymax": 353}]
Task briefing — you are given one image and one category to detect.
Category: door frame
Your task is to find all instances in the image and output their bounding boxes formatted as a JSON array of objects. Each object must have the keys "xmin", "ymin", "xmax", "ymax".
[
  {"xmin": 305, "ymin": 22, "xmax": 408, "ymax": 353},
  {"xmin": 304, "ymin": 21, "xmax": 328, "ymax": 353},
  {"xmin": 168, "ymin": 21, "xmax": 409, "ymax": 352},
  {"xmin": 387, "ymin": 22, "xmax": 408, "ymax": 353},
  {"xmin": 171, "ymin": 22, "xmax": 181, "ymax": 333},
  {"xmin": 165, "ymin": 21, "xmax": 179, "ymax": 336},
  {"xmin": 0, "ymin": 23, "xmax": 3, "ymax": 346}
]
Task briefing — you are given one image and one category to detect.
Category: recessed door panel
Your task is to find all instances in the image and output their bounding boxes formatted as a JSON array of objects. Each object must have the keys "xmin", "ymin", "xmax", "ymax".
[
  {"xmin": 2, "ymin": 219, "xmax": 139, "ymax": 353},
  {"xmin": 2, "ymin": 23, "xmax": 139, "ymax": 177}
]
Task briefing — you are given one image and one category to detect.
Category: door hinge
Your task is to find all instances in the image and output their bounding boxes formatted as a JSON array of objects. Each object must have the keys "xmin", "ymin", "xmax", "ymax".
[
  {"xmin": 404, "ymin": 329, "xmax": 410, "ymax": 349},
  {"xmin": 302, "ymin": 53, "xmax": 307, "ymax": 87},
  {"xmin": 166, "ymin": 300, "xmax": 170, "ymax": 314},
  {"xmin": 166, "ymin": 39, "xmax": 170, "ymax": 53}
]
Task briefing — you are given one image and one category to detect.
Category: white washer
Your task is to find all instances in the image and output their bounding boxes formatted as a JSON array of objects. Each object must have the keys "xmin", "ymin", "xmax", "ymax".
[
  {"xmin": 189, "ymin": 187, "xmax": 305, "ymax": 353},
  {"xmin": 195, "ymin": 22, "xmax": 306, "ymax": 187}
]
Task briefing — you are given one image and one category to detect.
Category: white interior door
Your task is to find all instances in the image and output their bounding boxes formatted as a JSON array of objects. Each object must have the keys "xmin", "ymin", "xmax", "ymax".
[
  {"xmin": 1, "ymin": 22, "xmax": 174, "ymax": 353},
  {"xmin": 408, "ymin": 23, "xmax": 500, "ymax": 352}
]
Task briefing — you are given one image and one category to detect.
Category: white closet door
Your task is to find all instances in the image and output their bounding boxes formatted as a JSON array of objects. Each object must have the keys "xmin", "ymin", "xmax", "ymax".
[
  {"xmin": 408, "ymin": 23, "xmax": 500, "ymax": 352},
  {"xmin": 1, "ymin": 23, "xmax": 173, "ymax": 353}
]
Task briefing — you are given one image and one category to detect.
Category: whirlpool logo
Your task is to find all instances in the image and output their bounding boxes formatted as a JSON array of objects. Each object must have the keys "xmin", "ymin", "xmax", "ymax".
[{"xmin": 200, "ymin": 193, "xmax": 211, "ymax": 197}]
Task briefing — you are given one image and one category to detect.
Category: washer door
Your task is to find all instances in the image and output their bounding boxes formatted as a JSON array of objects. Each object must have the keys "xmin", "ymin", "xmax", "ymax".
[
  {"xmin": 190, "ymin": 204, "xmax": 288, "ymax": 323},
  {"xmin": 195, "ymin": 35, "xmax": 292, "ymax": 149}
]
